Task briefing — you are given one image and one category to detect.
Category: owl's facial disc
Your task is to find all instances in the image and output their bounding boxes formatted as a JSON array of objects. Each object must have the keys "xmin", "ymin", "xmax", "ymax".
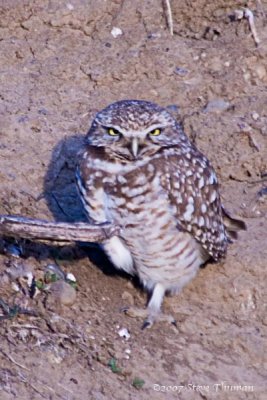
[
  {"xmin": 87, "ymin": 100, "xmax": 187, "ymax": 161},
  {"xmin": 104, "ymin": 125, "xmax": 164, "ymax": 160}
]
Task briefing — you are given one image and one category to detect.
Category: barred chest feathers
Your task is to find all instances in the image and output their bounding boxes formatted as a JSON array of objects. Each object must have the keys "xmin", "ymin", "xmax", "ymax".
[{"xmin": 78, "ymin": 147, "xmax": 209, "ymax": 294}]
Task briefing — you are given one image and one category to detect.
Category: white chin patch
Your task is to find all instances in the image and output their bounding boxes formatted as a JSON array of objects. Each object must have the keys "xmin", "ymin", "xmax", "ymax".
[{"xmin": 103, "ymin": 236, "xmax": 134, "ymax": 275}]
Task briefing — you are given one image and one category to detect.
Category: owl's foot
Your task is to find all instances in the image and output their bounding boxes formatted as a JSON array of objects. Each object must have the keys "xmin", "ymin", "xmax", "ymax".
[
  {"xmin": 122, "ymin": 283, "xmax": 177, "ymax": 329},
  {"xmin": 122, "ymin": 306, "xmax": 177, "ymax": 329},
  {"xmin": 142, "ymin": 311, "xmax": 177, "ymax": 330}
]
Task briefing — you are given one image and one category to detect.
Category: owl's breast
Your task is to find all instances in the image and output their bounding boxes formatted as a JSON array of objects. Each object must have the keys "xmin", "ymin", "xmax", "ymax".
[
  {"xmin": 101, "ymin": 161, "xmax": 206, "ymax": 289},
  {"xmin": 103, "ymin": 165, "xmax": 177, "ymax": 239}
]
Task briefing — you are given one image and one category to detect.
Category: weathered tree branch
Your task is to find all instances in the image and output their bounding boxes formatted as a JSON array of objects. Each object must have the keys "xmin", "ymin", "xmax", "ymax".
[{"xmin": 0, "ymin": 215, "xmax": 118, "ymax": 244}]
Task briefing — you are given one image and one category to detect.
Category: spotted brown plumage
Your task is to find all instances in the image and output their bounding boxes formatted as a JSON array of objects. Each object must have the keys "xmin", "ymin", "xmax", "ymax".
[{"xmin": 76, "ymin": 100, "xmax": 246, "ymax": 328}]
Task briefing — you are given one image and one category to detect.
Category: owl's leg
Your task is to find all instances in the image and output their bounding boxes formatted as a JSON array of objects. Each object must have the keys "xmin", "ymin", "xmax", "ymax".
[
  {"xmin": 123, "ymin": 283, "xmax": 177, "ymax": 329},
  {"xmin": 143, "ymin": 283, "xmax": 176, "ymax": 329}
]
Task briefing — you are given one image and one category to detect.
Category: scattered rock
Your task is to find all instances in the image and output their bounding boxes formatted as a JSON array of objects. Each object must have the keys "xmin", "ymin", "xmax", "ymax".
[
  {"xmin": 11, "ymin": 282, "xmax": 20, "ymax": 292},
  {"xmin": 45, "ymin": 264, "xmax": 65, "ymax": 281},
  {"xmin": 204, "ymin": 98, "xmax": 232, "ymax": 113},
  {"xmin": 118, "ymin": 328, "xmax": 130, "ymax": 340},
  {"xmin": 111, "ymin": 27, "xmax": 123, "ymax": 38},
  {"xmin": 147, "ymin": 32, "xmax": 161, "ymax": 39},
  {"xmin": 66, "ymin": 272, "xmax": 77, "ymax": 283},
  {"xmin": 174, "ymin": 67, "xmax": 188, "ymax": 76},
  {"xmin": 251, "ymin": 111, "xmax": 260, "ymax": 121},
  {"xmin": 48, "ymin": 280, "xmax": 77, "ymax": 306}
]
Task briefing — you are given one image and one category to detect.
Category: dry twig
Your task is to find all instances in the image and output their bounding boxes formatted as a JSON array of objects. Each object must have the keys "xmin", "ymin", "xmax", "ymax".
[
  {"xmin": 234, "ymin": 8, "xmax": 260, "ymax": 46},
  {"xmin": 0, "ymin": 215, "xmax": 119, "ymax": 244},
  {"xmin": 164, "ymin": 0, "xmax": 173, "ymax": 35},
  {"xmin": 244, "ymin": 8, "xmax": 260, "ymax": 46}
]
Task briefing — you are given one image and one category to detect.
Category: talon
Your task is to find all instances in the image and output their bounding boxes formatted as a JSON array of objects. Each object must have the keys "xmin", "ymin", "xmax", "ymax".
[
  {"xmin": 141, "ymin": 320, "xmax": 152, "ymax": 330},
  {"xmin": 121, "ymin": 300, "xmax": 176, "ymax": 329}
]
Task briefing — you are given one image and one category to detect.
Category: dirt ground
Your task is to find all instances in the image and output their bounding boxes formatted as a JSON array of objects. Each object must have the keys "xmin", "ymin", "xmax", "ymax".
[{"xmin": 0, "ymin": 1, "xmax": 267, "ymax": 399}]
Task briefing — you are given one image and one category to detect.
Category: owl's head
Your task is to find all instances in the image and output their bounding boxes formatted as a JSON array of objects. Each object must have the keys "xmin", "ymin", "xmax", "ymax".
[{"xmin": 86, "ymin": 100, "xmax": 187, "ymax": 161}]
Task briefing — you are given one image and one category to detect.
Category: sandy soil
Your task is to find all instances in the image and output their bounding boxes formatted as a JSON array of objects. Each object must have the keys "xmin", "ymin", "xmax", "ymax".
[{"xmin": 0, "ymin": 1, "xmax": 267, "ymax": 399}]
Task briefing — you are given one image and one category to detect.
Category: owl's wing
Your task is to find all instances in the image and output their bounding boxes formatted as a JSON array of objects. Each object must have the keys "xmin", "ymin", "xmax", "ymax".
[
  {"xmin": 77, "ymin": 147, "xmax": 135, "ymax": 275},
  {"xmin": 167, "ymin": 150, "xmax": 228, "ymax": 261},
  {"xmin": 221, "ymin": 205, "xmax": 246, "ymax": 241},
  {"xmin": 76, "ymin": 146, "xmax": 109, "ymax": 224}
]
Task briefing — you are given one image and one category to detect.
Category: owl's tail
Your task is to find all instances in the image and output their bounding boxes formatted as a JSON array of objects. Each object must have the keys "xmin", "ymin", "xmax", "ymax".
[{"xmin": 222, "ymin": 206, "xmax": 247, "ymax": 242}]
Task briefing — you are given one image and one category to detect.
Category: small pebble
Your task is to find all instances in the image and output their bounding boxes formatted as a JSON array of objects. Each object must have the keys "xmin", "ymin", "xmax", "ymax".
[
  {"xmin": 49, "ymin": 281, "xmax": 76, "ymax": 306},
  {"xmin": 251, "ymin": 111, "xmax": 259, "ymax": 121},
  {"xmin": 18, "ymin": 329, "xmax": 29, "ymax": 342},
  {"xmin": 174, "ymin": 67, "xmax": 188, "ymax": 76},
  {"xmin": 147, "ymin": 32, "xmax": 161, "ymax": 39},
  {"xmin": 11, "ymin": 282, "xmax": 20, "ymax": 292},
  {"xmin": 204, "ymin": 98, "xmax": 232, "ymax": 113},
  {"xmin": 38, "ymin": 108, "xmax": 48, "ymax": 115},
  {"xmin": 18, "ymin": 115, "xmax": 29, "ymax": 123},
  {"xmin": 45, "ymin": 264, "xmax": 65, "ymax": 280},
  {"xmin": 66, "ymin": 272, "xmax": 76, "ymax": 283},
  {"xmin": 111, "ymin": 27, "xmax": 123, "ymax": 38},
  {"xmin": 25, "ymin": 272, "xmax": 34, "ymax": 287},
  {"xmin": 118, "ymin": 328, "xmax": 130, "ymax": 340}
]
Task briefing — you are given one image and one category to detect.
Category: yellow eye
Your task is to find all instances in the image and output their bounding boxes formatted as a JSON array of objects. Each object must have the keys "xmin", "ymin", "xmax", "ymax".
[
  {"xmin": 107, "ymin": 128, "xmax": 120, "ymax": 136},
  {"xmin": 149, "ymin": 128, "xmax": 161, "ymax": 136}
]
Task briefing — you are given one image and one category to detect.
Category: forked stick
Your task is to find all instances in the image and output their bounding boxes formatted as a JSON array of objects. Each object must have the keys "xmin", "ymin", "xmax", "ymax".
[{"xmin": 0, "ymin": 215, "xmax": 118, "ymax": 244}]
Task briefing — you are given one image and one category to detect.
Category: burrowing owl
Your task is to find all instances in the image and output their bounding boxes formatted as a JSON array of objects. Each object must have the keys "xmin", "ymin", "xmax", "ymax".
[{"xmin": 76, "ymin": 100, "xmax": 246, "ymax": 328}]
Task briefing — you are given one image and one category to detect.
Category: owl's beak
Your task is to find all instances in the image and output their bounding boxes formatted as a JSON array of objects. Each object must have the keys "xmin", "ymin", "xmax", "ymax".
[{"xmin": 131, "ymin": 137, "xmax": 139, "ymax": 159}]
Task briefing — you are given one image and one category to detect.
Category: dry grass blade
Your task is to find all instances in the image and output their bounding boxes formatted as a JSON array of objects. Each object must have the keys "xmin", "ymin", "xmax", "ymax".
[
  {"xmin": 0, "ymin": 349, "xmax": 30, "ymax": 371},
  {"xmin": 164, "ymin": 0, "xmax": 174, "ymax": 35},
  {"xmin": 0, "ymin": 215, "xmax": 119, "ymax": 244},
  {"xmin": 244, "ymin": 8, "xmax": 260, "ymax": 46}
]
